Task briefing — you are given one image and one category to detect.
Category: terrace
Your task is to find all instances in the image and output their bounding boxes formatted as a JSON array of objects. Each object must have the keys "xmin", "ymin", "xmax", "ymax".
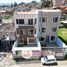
[{"xmin": 41, "ymin": 42, "xmax": 58, "ymax": 47}]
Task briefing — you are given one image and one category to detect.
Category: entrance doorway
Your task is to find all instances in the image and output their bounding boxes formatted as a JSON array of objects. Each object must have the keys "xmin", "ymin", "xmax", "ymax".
[
  {"xmin": 24, "ymin": 38, "xmax": 27, "ymax": 45},
  {"xmin": 46, "ymin": 36, "xmax": 49, "ymax": 42}
]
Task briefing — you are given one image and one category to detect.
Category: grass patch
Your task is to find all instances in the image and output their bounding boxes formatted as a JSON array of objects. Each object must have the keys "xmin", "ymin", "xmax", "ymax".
[
  {"xmin": 4, "ymin": 16, "xmax": 12, "ymax": 19},
  {"xmin": 57, "ymin": 28, "xmax": 67, "ymax": 45}
]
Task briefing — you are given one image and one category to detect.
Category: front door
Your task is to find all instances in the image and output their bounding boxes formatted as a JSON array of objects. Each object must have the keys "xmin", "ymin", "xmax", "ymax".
[
  {"xmin": 24, "ymin": 38, "xmax": 27, "ymax": 45},
  {"xmin": 46, "ymin": 36, "xmax": 49, "ymax": 42}
]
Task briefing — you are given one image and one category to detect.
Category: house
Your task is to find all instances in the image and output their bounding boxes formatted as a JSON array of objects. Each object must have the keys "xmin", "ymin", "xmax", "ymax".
[
  {"xmin": 12, "ymin": 9, "xmax": 61, "ymax": 59},
  {"xmin": 52, "ymin": 0, "xmax": 65, "ymax": 8}
]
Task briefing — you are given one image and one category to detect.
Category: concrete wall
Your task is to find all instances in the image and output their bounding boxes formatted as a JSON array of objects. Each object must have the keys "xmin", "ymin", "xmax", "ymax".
[
  {"xmin": 56, "ymin": 37, "xmax": 67, "ymax": 47},
  {"xmin": 56, "ymin": 37, "xmax": 67, "ymax": 57}
]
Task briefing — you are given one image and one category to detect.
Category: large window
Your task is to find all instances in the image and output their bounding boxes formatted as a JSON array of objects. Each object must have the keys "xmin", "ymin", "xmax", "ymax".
[
  {"xmin": 16, "ymin": 19, "xmax": 24, "ymax": 24},
  {"xmin": 53, "ymin": 17, "xmax": 58, "ymax": 22},
  {"xmin": 19, "ymin": 19, "xmax": 24, "ymax": 24},
  {"xmin": 17, "ymin": 28, "xmax": 19, "ymax": 34},
  {"xmin": 51, "ymin": 36, "xmax": 55, "ymax": 41},
  {"xmin": 28, "ymin": 29, "xmax": 34, "ymax": 35},
  {"xmin": 16, "ymin": 19, "xmax": 18, "ymax": 24},
  {"xmin": 35, "ymin": 18, "xmax": 37, "ymax": 24},
  {"xmin": 28, "ymin": 38, "xmax": 36, "ymax": 43},
  {"xmin": 52, "ymin": 27, "xmax": 57, "ymax": 32},
  {"xmin": 20, "ymin": 29, "xmax": 25, "ymax": 35},
  {"xmin": 39, "ymin": 37, "xmax": 44, "ymax": 41},
  {"xmin": 42, "ymin": 28, "xmax": 46, "ymax": 33},
  {"xmin": 39, "ymin": 17, "xmax": 41, "ymax": 22},
  {"xmin": 0, "ymin": 19, "xmax": 2, "ymax": 23},
  {"xmin": 28, "ymin": 19, "xmax": 33, "ymax": 25}
]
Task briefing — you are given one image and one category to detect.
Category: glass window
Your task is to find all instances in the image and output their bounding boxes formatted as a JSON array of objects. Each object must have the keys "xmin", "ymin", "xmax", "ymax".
[
  {"xmin": 42, "ymin": 17, "xmax": 47, "ymax": 22},
  {"xmin": 19, "ymin": 19, "xmax": 24, "ymax": 24},
  {"xmin": 39, "ymin": 17, "xmax": 41, "ymax": 22},
  {"xmin": 20, "ymin": 29, "xmax": 23, "ymax": 35},
  {"xmin": 17, "ymin": 28, "xmax": 19, "ymax": 34},
  {"xmin": 35, "ymin": 18, "xmax": 37, "ymax": 24},
  {"xmin": 0, "ymin": 19, "xmax": 2, "ymax": 23},
  {"xmin": 20, "ymin": 29, "xmax": 25, "ymax": 35},
  {"xmin": 52, "ymin": 27, "xmax": 57, "ymax": 32},
  {"xmin": 29, "ymin": 38, "xmax": 35, "ymax": 43},
  {"xmin": 51, "ymin": 36, "xmax": 55, "ymax": 41},
  {"xmin": 42, "ymin": 17, "xmax": 45, "ymax": 22},
  {"xmin": 28, "ymin": 19, "xmax": 33, "ymax": 25},
  {"xmin": 16, "ymin": 19, "xmax": 24, "ymax": 24},
  {"xmin": 39, "ymin": 37, "xmax": 44, "ymax": 41},
  {"xmin": 42, "ymin": 28, "xmax": 46, "ymax": 33},
  {"xmin": 53, "ymin": 17, "xmax": 58, "ymax": 22},
  {"xmin": 16, "ymin": 19, "xmax": 18, "ymax": 24},
  {"xmin": 28, "ymin": 29, "xmax": 34, "ymax": 35}
]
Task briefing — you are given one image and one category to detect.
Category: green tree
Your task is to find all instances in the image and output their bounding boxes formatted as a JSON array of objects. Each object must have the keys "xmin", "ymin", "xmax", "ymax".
[
  {"xmin": 41, "ymin": 0, "xmax": 51, "ymax": 8},
  {"xmin": 11, "ymin": 3, "xmax": 13, "ymax": 7},
  {"xmin": 14, "ymin": 2, "xmax": 17, "ymax": 7}
]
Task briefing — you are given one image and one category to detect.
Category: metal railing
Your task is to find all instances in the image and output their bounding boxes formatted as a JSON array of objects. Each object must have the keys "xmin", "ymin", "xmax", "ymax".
[{"xmin": 41, "ymin": 47, "xmax": 67, "ymax": 59}]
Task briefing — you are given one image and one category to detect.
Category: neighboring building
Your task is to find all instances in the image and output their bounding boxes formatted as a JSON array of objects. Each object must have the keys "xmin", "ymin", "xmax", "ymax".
[
  {"xmin": 12, "ymin": 9, "xmax": 61, "ymax": 59},
  {"xmin": 0, "ymin": 10, "xmax": 6, "ymax": 18},
  {"xmin": 0, "ymin": 10, "xmax": 6, "ymax": 25},
  {"xmin": 52, "ymin": 0, "xmax": 65, "ymax": 8}
]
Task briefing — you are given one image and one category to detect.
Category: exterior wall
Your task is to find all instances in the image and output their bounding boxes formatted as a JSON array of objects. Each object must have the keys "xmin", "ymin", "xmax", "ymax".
[
  {"xmin": 38, "ymin": 10, "xmax": 61, "ymax": 42},
  {"xmin": 13, "ymin": 9, "xmax": 61, "ymax": 59},
  {"xmin": 56, "ymin": 37, "xmax": 67, "ymax": 47},
  {"xmin": 14, "ymin": 10, "xmax": 61, "ymax": 43},
  {"xmin": 14, "ymin": 12, "xmax": 38, "ymax": 44}
]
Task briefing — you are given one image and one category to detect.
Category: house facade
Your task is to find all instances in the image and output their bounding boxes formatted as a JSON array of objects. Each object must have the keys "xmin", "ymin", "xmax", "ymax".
[{"xmin": 12, "ymin": 9, "xmax": 61, "ymax": 59}]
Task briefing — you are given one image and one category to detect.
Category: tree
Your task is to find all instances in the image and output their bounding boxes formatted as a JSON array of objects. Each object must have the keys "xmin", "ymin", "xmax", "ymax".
[
  {"xmin": 14, "ymin": 2, "xmax": 17, "ymax": 7},
  {"xmin": 30, "ymin": 1, "xmax": 38, "ymax": 7},
  {"xmin": 41, "ymin": 0, "xmax": 51, "ymax": 8},
  {"xmin": 11, "ymin": 3, "xmax": 13, "ymax": 8}
]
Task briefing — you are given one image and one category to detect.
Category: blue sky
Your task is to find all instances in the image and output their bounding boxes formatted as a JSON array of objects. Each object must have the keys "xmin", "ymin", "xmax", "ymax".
[{"xmin": 0, "ymin": 0, "xmax": 40, "ymax": 4}]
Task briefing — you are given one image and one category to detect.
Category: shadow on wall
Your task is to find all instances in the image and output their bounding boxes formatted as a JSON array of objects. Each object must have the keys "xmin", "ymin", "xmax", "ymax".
[{"xmin": 58, "ymin": 36, "xmax": 67, "ymax": 45}]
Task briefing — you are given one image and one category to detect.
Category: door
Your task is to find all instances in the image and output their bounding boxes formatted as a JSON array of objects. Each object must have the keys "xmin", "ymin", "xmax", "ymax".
[
  {"xmin": 46, "ymin": 36, "xmax": 49, "ymax": 42},
  {"xmin": 24, "ymin": 38, "xmax": 27, "ymax": 45}
]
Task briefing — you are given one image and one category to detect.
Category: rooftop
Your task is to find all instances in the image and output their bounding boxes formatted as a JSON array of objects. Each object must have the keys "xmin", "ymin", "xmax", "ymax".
[{"xmin": 15, "ymin": 9, "xmax": 61, "ymax": 14}]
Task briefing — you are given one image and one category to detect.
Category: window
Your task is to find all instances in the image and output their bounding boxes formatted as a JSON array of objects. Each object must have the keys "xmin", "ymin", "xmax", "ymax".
[
  {"xmin": 35, "ymin": 29, "xmax": 36, "ymax": 34},
  {"xmin": 42, "ymin": 28, "xmax": 46, "ymax": 33},
  {"xmin": 28, "ymin": 38, "xmax": 36, "ymax": 43},
  {"xmin": 53, "ymin": 17, "xmax": 58, "ymax": 22},
  {"xmin": 39, "ymin": 37, "xmax": 44, "ymax": 41},
  {"xmin": 16, "ymin": 19, "xmax": 24, "ymax": 24},
  {"xmin": 19, "ymin": 19, "xmax": 24, "ymax": 24},
  {"xmin": 52, "ymin": 27, "xmax": 57, "ymax": 32},
  {"xmin": 39, "ymin": 17, "xmax": 41, "ymax": 22},
  {"xmin": 42, "ymin": 17, "xmax": 47, "ymax": 22},
  {"xmin": 20, "ymin": 29, "xmax": 23, "ymax": 35},
  {"xmin": 28, "ymin": 29, "xmax": 34, "ymax": 35},
  {"xmin": 35, "ymin": 18, "xmax": 37, "ymax": 24},
  {"xmin": 28, "ymin": 19, "xmax": 33, "ymax": 25},
  {"xmin": 42, "ymin": 17, "xmax": 45, "ymax": 22},
  {"xmin": 16, "ymin": 19, "xmax": 18, "ymax": 24},
  {"xmin": 20, "ymin": 29, "xmax": 25, "ymax": 35},
  {"xmin": 0, "ymin": 19, "xmax": 2, "ymax": 23},
  {"xmin": 51, "ymin": 36, "xmax": 55, "ymax": 41},
  {"xmin": 17, "ymin": 28, "xmax": 19, "ymax": 34}
]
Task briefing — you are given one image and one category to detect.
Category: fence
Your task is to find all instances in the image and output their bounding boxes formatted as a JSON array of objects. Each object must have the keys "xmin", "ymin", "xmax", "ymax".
[{"xmin": 41, "ymin": 47, "xmax": 67, "ymax": 59}]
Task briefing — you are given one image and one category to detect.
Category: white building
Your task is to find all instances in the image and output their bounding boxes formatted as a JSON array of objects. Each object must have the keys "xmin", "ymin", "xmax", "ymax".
[{"xmin": 12, "ymin": 9, "xmax": 61, "ymax": 59}]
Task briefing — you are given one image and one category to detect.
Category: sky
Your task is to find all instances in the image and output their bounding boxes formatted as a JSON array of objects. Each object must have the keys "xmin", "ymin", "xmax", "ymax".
[{"xmin": 0, "ymin": 0, "xmax": 40, "ymax": 4}]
